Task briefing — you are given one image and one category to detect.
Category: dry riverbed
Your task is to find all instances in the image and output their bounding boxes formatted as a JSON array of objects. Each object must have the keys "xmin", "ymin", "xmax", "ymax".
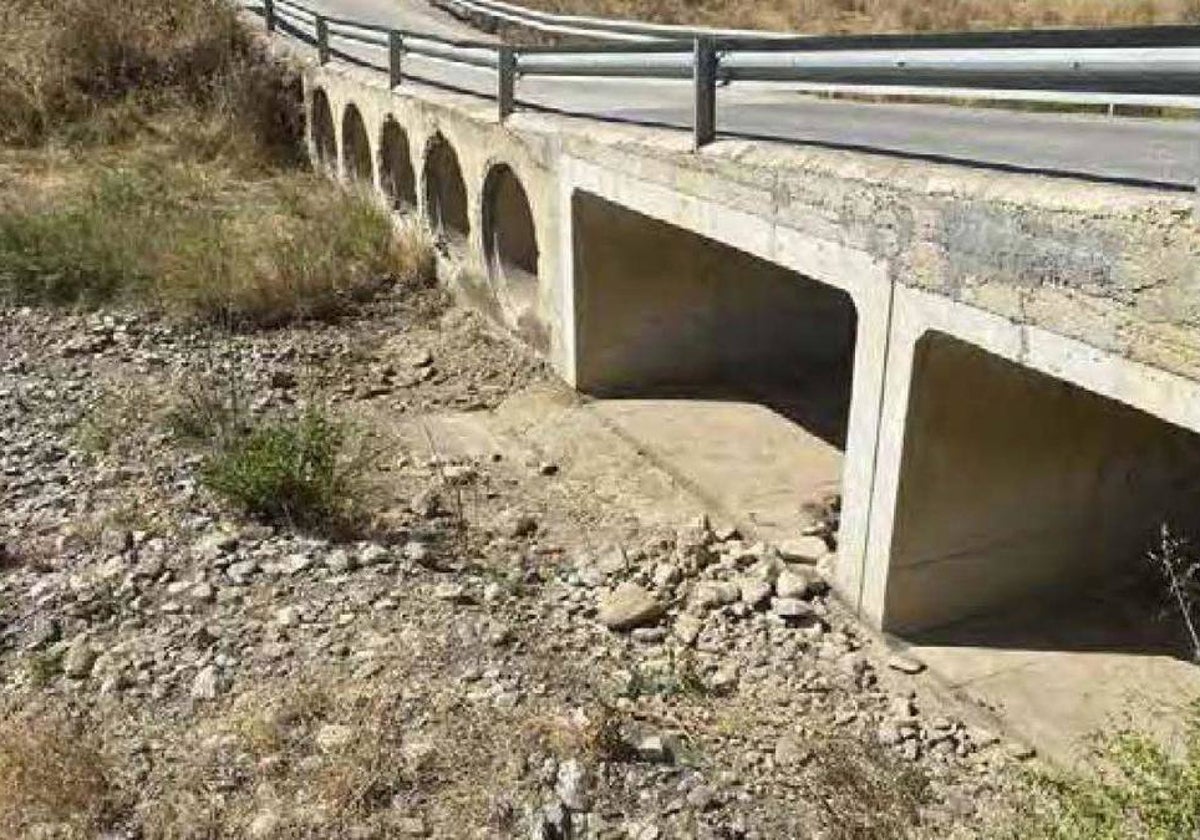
[{"xmin": 0, "ymin": 292, "xmax": 1027, "ymax": 838}]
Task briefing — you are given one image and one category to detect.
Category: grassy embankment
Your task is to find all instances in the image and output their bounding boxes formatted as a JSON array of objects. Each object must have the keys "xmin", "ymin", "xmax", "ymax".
[{"xmin": 0, "ymin": 0, "xmax": 433, "ymax": 326}]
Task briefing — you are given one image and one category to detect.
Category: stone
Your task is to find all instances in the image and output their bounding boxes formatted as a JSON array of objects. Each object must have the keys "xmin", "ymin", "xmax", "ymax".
[
  {"xmin": 737, "ymin": 577, "xmax": 772, "ymax": 608},
  {"xmin": 360, "ymin": 544, "xmax": 390, "ymax": 565},
  {"xmin": 226, "ymin": 559, "xmax": 259, "ymax": 583},
  {"xmin": 316, "ymin": 724, "xmax": 355, "ymax": 752},
  {"xmin": 710, "ymin": 663, "xmax": 739, "ymax": 693},
  {"xmin": 888, "ymin": 695, "xmax": 918, "ymax": 720},
  {"xmin": 690, "ymin": 581, "xmax": 739, "ymax": 611},
  {"xmin": 877, "ymin": 723, "xmax": 904, "ymax": 747},
  {"xmin": 190, "ymin": 582, "xmax": 216, "ymax": 603},
  {"xmin": 777, "ymin": 536, "xmax": 829, "ymax": 565},
  {"xmin": 275, "ymin": 606, "xmax": 300, "ymax": 627},
  {"xmin": 631, "ymin": 627, "xmax": 667, "ymax": 643},
  {"xmin": 191, "ymin": 665, "xmax": 222, "ymax": 701},
  {"xmin": 634, "ymin": 734, "xmax": 670, "ymax": 763},
  {"xmin": 673, "ymin": 614, "xmax": 703, "ymax": 646},
  {"xmin": 248, "ymin": 809, "xmax": 282, "ymax": 839},
  {"xmin": 652, "ymin": 562, "xmax": 682, "ymax": 588},
  {"xmin": 394, "ymin": 816, "xmax": 428, "ymax": 837},
  {"xmin": 598, "ymin": 583, "xmax": 665, "ymax": 631},
  {"xmin": 774, "ymin": 734, "xmax": 811, "ymax": 768},
  {"xmin": 685, "ymin": 785, "xmax": 716, "ymax": 811},
  {"xmin": 403, "ymin": 541, "xmax": 433, "ymax": 566},
  {"xmin": 193, "ymin": 531, "xmax": 237, "ymax": 562},
  {"xmin": 776, "ymin": 568, "xmax": 825, "ymax": 599},
  {"xmin": 434, "ymin": 583, "xmax": 474, "ymax": 604},
  {"xmin": 771, "ymin": 597, "xmax": 815, "ymax": 621},
  {"xmin": 556, "ymin": 758, "xmax": 591, "ymax": 811},
  {"xmin": 325, "ymin": 549, "xmax": 357, "ymax": 573},
  {"xmin": 887, "ymin": 653, "xmax": 926, "ymax": 675},
  {"xmin": 63, "ymin": 637, "xmax": 96, "ymax": 678}
]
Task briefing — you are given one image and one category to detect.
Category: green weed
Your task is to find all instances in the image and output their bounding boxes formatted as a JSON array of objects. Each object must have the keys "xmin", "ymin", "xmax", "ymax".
[{"xmin": 201, "ymin": 406, "xmax": 364, "ymax": 533}]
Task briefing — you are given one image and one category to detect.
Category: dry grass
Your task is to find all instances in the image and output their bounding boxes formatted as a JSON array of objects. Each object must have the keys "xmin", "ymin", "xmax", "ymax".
[
  {"xmin": 0, "ymin": 711, "xmax": 117, "ymax": 839},
  {"xmin": 0, "ymin": 148, "xmax": 435, "ymax": 325},
  {"xmin": 0, "ymin": 0, "xmax": 438, "ymax": 327},
  {"xmin": 127, "ymin": 669, "xmax": 545, "ymax": 838},
  {"xmin": 508, "ymin": 0, "xmax": 1200, "ymax": 34},
  {"xmin": 0, "ymin": 0, "xmax": 301, "ymax": 164}
]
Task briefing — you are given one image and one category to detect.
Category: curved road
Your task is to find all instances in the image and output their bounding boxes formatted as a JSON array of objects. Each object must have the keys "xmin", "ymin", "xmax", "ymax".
[{"xmin": 292, "ymin": 0, "xmax": 1199, "ymax": 189}]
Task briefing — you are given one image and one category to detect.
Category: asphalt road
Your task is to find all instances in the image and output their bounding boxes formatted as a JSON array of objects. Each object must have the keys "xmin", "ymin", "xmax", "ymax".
[{"xmin": 287, "ymin": 0, "xmax": 1199, "ymax": 189}]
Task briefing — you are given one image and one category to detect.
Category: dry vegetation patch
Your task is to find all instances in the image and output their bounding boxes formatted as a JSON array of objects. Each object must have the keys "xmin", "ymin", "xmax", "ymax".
[
  {"xmin": 0, "ymin": 0, "xmax": 434, "ymax": 328},
  {"xmin": 0, "ymin": 146, "xmax": 434, "ymax": 326},
  {"xmin": 0, "ymin": 710, "xmax": 117, "ymax": 839},
  {"xmin": 507, "ymin": 0, "xmax": 1200, "ymax": 35}
]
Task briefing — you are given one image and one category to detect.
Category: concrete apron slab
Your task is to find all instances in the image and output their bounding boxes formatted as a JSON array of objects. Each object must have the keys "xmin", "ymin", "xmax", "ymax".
[
  {"xmin": 906, "ymin": 590, "xmax": 1200, "ymax": 766},
  {"xmin": 589, "ymin": 398, "xmax": 841, "ymax": 544},
  {"xmin": 378, "ymin": 382, "xmax": 838, "ymax": 541},
  {"xmin": 378, "ymin": 382, "xmax": 712, "ymax": 535}
]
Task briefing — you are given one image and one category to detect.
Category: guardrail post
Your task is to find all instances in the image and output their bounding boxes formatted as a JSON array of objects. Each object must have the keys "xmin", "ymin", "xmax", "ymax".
[
  {"xmin": 316, "ymin": 16, "xmax": 330, "ymax": 65},
  {"xmin": 389, "ymin": 31, "xmax": 404, "ymax": 88},
  {"xmin": 498, "ymin": 46, "xmax": 516, "ymax": 122},
  {"xmin": 693, "ymin": 37, "xmax": 718, "ymax": 149},
  {"xmin": 263, "ymin": 0, "xmax": 275, "ymax": 32}
]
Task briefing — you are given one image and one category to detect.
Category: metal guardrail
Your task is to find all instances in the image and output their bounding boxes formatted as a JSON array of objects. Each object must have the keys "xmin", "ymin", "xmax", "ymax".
[
  {"xmin": 431, "ymin": 0, "xmax": 792, "ymax": 43},
  {"xmin": 248, "ymin": 0, "xmax": 1200, "ymax": 150}
]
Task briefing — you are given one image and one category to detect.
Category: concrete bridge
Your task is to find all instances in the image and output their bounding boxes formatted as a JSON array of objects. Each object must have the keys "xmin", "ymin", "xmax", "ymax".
[{"xmin": 291, "ymin": 21, "xmax": 1200, "ymax": 662}]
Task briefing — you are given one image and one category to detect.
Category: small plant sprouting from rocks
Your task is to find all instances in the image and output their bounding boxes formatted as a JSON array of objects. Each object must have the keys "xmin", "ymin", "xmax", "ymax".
[
  {"xmin": 165, "ymin": 366, "xmax": 249, "ymax": 449},
  {"xmin": 620, "ymin": 649, "xmax": 711, "ymax": 701},
  {"xmin": 24, "ymin": 651, "xmax": 61, "ymax": 688},
  {"xmin": 201, "ymin": 406, "xmax": 364, "ymax": 534},
  {"xmin": 1147, "ymin": 523, "xmax": 1200, "ymax": 662}
]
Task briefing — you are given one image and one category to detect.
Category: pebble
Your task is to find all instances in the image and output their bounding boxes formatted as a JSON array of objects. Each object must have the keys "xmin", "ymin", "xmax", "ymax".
[
  {"xmin": 598, "ymin": 583, "xmax": 664, "ymax": 631},
  {"xmin": 776, "ymin": 536, "xmax": 828, "ymax": 565}
]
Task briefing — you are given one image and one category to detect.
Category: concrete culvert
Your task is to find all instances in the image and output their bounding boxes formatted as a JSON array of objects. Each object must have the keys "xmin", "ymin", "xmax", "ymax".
[
  {"xmin": 379, "ymin": 118, "xmax": 416, "ymax": 209},
  {"xmin": 423, "ymin": 133, "xmax": 469, "ymax": 240},
  {"xmin": 571, "ymin": 189, "xmax": 857, "ymax": 549},
  {"xmin": 341, "ymin": 103, "xmax": 372, "ymax": 184},
  {"xmin": 310, "ymin": 88, "xmax": 336, "ymax": 170},
  {"xmin": 885, "ymin": 331, "xmax": 1200, "ymax": 637},
  {"xmin": 484, "ymin": 163, "xmax": 538, "ymax": 279}
]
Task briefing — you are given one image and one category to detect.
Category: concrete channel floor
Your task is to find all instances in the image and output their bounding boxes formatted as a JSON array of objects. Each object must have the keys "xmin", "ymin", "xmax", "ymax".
[
  {"xmin": 590, "ymin": 398, "xmax": 842, "ymax": 543},
  {"xmin": 909, "ymin": 583, "xmax": 1200, "ymax": 764},
  {"xmin": 372, "ymin": 381, "xmax": 1200, "ymax": 766}
]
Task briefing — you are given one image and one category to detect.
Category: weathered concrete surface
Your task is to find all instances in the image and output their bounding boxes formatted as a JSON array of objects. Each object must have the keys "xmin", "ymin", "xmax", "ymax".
[{"xmin": 297, "ymin": 48, "xmax": 1200, "ymax": 643}]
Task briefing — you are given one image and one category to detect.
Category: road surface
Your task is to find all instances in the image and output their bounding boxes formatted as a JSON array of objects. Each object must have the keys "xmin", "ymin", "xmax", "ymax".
[{"xmin": 285, "ymin": 0, "xmax": 1199, "ymax": 189}]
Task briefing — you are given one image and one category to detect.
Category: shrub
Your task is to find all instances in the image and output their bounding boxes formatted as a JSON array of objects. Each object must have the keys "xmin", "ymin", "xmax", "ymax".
[{"xmin": 201, "ymin": 406, "xmax": 363, "ymax": 531}]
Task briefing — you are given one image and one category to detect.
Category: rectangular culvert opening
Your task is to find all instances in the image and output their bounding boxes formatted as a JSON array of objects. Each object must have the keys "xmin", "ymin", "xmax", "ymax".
[
  {"xmin": 889, "ymin": 330, "xmax": 1200, "ymax": 642},
  {"xmin": 889, "ymin": 331, "xmax": 1200, "ymax": 758},
  {"xmin": 572, "ymin": 190, "xmax": 858, "ymax": 541}
]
